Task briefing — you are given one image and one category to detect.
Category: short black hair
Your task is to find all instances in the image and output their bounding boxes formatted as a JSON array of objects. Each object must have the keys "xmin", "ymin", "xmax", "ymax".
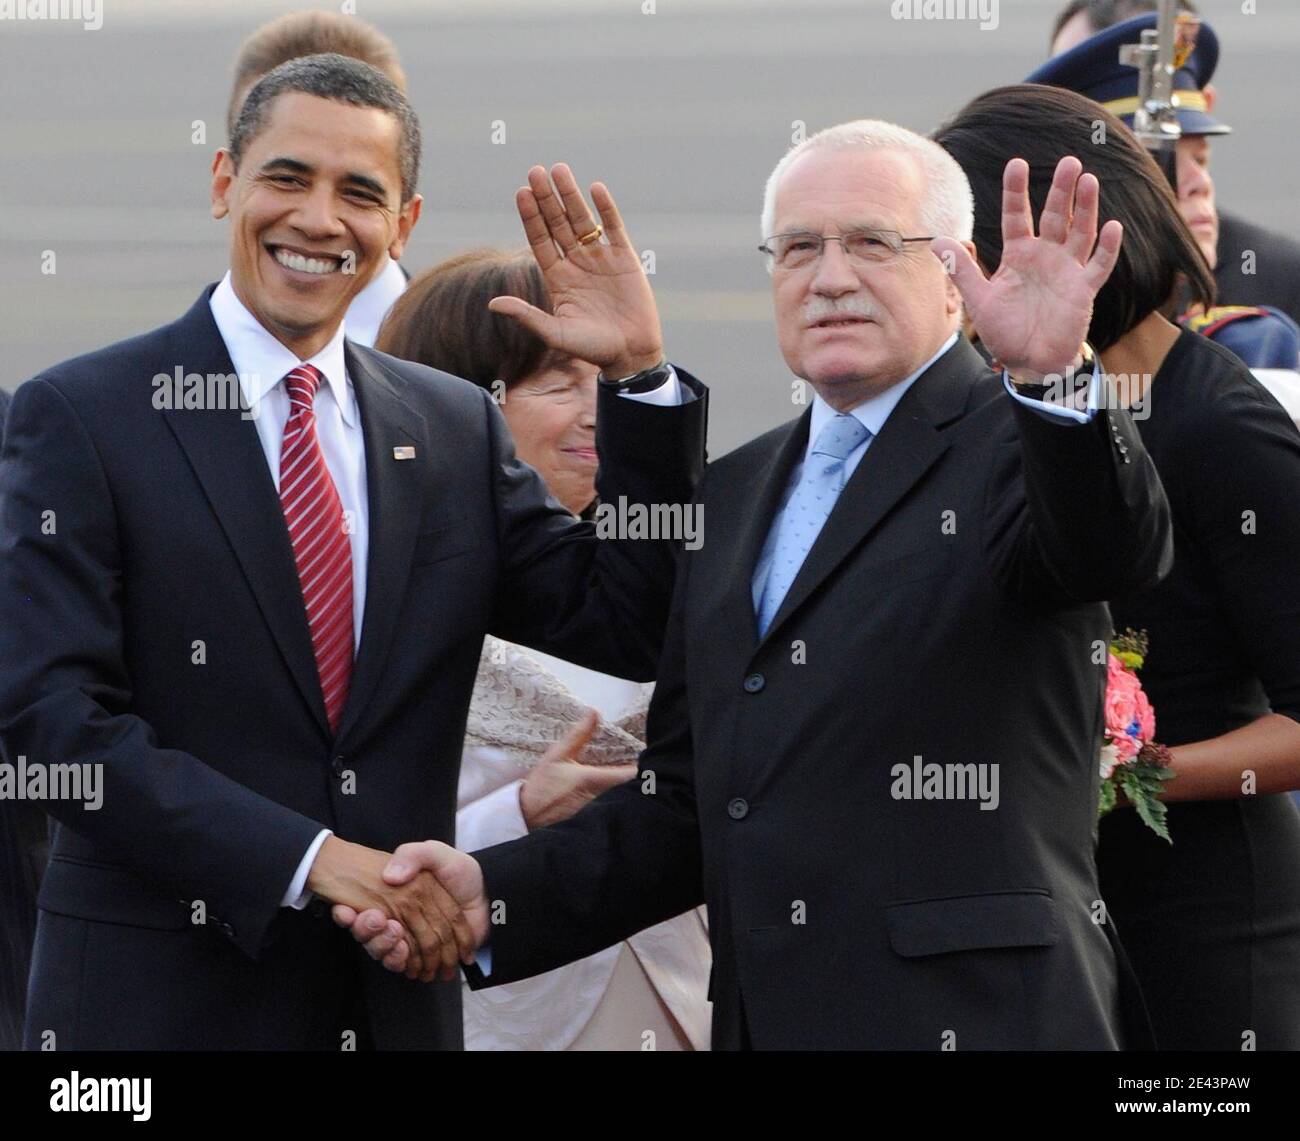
[
  {"xmin": 229, "ymin": 52, "xmax": 420, "ymax": 204},
  {"xmin": 1050, "ymin": 0, "xmax": 1200, "ymax": 47},
  {"xmin": 933, "ymin": 84, "xmax": 1215, "ymax": 351}
]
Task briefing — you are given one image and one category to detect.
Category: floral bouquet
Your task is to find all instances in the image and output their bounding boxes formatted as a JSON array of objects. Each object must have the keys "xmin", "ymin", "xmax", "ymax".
[{"xmin": 1099, "ymin": 630, "xmax": 1177, "ymax": 842}]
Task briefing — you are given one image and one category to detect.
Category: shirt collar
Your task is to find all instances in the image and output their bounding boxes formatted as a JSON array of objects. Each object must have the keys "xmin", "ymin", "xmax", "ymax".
[
  {"xmin": 343, "ymin": 256, "xmax": 409, "ymax": 348},
  {"xmin": 805, "ymin": 331, "xmax": 958, "ymax": 461},
  {"xmin": 209, "ymin": 271, "xmax": 355, "ymax": 426}
]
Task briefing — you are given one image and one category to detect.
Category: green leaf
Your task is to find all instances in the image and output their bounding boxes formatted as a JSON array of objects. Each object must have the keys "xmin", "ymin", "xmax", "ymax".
[
  {"xmin": 1119, "ymin": 766, "xmax": 1172, "ymax": 843},
  {"xmin": 1098, "ymin": 777, "xmax": 1118, "ymax": 819}
]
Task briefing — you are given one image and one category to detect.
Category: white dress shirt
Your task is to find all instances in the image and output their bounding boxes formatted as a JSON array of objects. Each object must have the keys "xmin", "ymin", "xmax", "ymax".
[
  {"xmin": 343, "ymin": 256, "xmax": 409, "ymax": 348},
  {"xmin": 209, "ymin": 272, "xmax": 368, "ymax": 908}
]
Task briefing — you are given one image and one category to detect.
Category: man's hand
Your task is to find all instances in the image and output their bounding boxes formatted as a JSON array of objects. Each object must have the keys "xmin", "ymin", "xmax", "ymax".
[
  {"xmin": 334, "ymin": 842, "xmax": 489, "ymax": 979},
  {"xmin": 488, "ymin": 163, "xmax": 664, "ymax": 378},
  {"xmin": 520, "ymin": 709, "xmax": 638, "ymax": 830},
  {"xmin": 307, "ymin": 836, "xmax": 477, "ymax": 983},
  {"xmin": 933, "ymin": 156, "xmax": 1122, "ymax": 382}
]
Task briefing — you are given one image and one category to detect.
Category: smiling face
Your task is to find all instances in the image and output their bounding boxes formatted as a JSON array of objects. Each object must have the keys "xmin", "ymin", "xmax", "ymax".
[
  {"xmin": 211, "ymin": 91, "xmax": 421, "ymax": 358},
  {"xmin": 770, "ymin": 147, "xmax": 963, "ymax": 411},
  {"xmin": 500, "ymin": 353, "xmax": 600, "ymax": 516}
]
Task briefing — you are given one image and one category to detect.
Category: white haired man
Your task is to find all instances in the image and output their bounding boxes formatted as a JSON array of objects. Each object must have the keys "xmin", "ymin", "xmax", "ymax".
[{"xmin": 338, "ymin": 120, "xmax": 1173, "ymax": 1049}]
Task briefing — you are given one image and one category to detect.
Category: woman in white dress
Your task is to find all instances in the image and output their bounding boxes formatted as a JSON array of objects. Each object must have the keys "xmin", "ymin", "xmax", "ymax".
[{"xmin": 376, "ymin": 248, "xmax": 711, "ymax": 1051}]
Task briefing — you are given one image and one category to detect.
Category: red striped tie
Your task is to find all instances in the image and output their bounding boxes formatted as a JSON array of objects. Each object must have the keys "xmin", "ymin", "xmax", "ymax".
[{"xmin": 279, "ymin": 364, "xmax": 353, "ymax": 734}]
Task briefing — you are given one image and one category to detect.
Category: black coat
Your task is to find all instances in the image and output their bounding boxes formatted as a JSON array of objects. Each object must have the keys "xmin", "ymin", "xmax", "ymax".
[
  {"xmin": 468, "ymin": 337, "xmax": 1173, "ymax": 1049},
  {"xmin": 1214, "ymin": 210, "xmax": 1300, "ymax": 324},
  {"xmin": 0, "ymin": 384, "xmax": 46, "ymax": 1051},
  {"xmin": 0, "ymin": 287, "xmax": 706, "ymax": 1049},
  {"xmin": 1101, "ymin": 330, "xmax": 1300, "ymax": 1050}
]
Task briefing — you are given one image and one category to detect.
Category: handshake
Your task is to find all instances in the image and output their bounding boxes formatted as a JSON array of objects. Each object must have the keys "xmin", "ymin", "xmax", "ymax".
[
  {"xmin": 309, "ymin": 837, "xmax": 489, "ymax": 983},
  {"xmin": 308, "ymin": 710, "xmax": 631, "ymax": 982}
]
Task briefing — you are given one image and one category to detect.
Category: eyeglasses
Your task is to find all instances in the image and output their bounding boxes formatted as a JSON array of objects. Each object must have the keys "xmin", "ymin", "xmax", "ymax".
[{"xmin": 758, "ymin": 228, "xmax": 936, "ymax": 270}]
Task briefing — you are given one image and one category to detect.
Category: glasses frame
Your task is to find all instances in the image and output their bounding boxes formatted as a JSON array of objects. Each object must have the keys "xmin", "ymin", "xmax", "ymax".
[{"xmin": 758, "ymin": 228, "xmax": 937, "ymax": 270}]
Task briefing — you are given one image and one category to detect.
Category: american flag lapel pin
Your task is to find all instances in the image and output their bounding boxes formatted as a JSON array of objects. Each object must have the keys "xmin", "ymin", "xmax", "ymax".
[{"xmin": 392, "ymin": 446, "xmax": 416, "ymax": 460}]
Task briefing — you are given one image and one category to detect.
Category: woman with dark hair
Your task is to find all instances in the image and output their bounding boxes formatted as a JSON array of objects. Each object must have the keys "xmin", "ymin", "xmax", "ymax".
[
  {"xmin": 936, "ymin": 84, "xmax": 1300, "ymax": 1050},
  {"xmin": 376, "ymin": 249, "xmax": 711, "ymax": 1051}
]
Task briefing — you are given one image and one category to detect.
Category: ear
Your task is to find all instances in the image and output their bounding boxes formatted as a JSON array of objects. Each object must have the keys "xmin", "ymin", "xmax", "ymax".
[
  {"xmin": 388, "ymin": 193, "xmax": 423, "ymax": 261},
  {"xmin": 211, "ymin": 149, "xmax": 236, "ymax": 221},
  {"xmin": 944, "ymin": 239, "xmax": 981, "ymax": 317},
  {"xmin": 1203, "ymin": 83, "xmax": 1217, "ymax": 113}
]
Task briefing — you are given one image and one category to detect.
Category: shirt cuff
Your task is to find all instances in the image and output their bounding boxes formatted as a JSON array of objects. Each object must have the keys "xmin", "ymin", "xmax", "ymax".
[
  {"xmin": 455, "ymin": 779, "xmax": 529, "ymax": 851},
  {"xmin": 475, "ymin": 945, "xmax": 493, "ymax": 977},
  {"xmin": 614, "ymin": 366, "xmax": 684, "ymax": 406},
  {"xmin": 1001, "ymin": 360, "xmax": 1101, "ymax": 424},
  {"xmin": 281, "ymin": 828, "xmax": 332, "ymax": 909}
]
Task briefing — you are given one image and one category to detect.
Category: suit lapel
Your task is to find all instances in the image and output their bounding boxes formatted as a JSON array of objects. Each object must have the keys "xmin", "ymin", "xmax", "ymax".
[
  {"xmin": 331, "ymin": 344, "xmax": 429, "ymax": 748},
  {"xmin": 159, "ymin": 289, "xmax": 331, "ymax": 737},
  {"xmin": 160, "ymin": 293, "xmax": 440, "ymax": 747},
  {"xmin": 750, "ymin": 338, "xmax": 982, "ymax": 655}
]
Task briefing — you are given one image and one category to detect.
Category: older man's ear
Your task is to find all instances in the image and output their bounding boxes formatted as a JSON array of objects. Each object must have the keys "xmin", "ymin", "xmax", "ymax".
[
  {"xmin": 957, "ymin": 244, "xmax": 990, "ymax": 342},
  {"xmin": 941, "ymin": 239, "xmax": 982, "ymax": 323}
]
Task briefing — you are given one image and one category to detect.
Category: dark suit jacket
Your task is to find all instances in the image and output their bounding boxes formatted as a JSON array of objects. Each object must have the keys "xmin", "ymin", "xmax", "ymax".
[
  {"xmin": 0, "ymin": 385, "xmax": 44, "ymax": 1052},
  {"xmin": 0, "ymin": 287, "xmax": 706, "ymax": 1050},
  {"xmin": 1215, "ymin": 211, "xmax": 1300, "ymax": 324},
  {"xmin": 468, "ymin": 337, "xmax": 1172, "ymax": 1050}
]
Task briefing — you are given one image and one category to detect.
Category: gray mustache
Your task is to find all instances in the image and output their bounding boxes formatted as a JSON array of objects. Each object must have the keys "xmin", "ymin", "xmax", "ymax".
[{"xmin": 803, "ymin": 298, "xmax": 882, "ymax": 323}]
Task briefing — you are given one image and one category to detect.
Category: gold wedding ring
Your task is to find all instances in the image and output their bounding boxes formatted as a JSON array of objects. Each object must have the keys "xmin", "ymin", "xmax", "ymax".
[{"xmin": 576, "ymin": 224, "xmax": 603, "ymax": 245}]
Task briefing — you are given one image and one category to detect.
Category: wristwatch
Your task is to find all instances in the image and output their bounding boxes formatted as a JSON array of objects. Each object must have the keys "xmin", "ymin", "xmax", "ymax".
[
  {"xmin": 598, "ymin": 359, "xmax": 672, "ymax": 394},
  {"xmin": 1008, "ymin": 342, "xmax": 1098, "ymax": 400}
]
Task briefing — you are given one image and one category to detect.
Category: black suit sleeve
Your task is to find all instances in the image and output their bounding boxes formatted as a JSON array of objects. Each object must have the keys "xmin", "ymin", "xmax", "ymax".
[
  {"xmin": 486, "ymin": 369, "xmax": 707, "ymax": 681},
  {"xmin": 0, "ymin": 379, "xmax": 325, "ymax": 958},
  {"xmin": 1182, "ymin": 385, "xmax": 1300, "ymax": 724},
  {"xmin": 467, "ymin": 527, "xmax": 705, "ymax": 989},
  {"xmin": 985, "ymin": 393, "xmax": 1173, "ymax": 605}
]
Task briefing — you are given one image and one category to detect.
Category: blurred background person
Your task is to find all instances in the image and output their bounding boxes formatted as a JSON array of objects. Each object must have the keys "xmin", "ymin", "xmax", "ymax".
[
  {"xmin": 376, "ymin": 249, "xmax": 711, "ymax": 1051},
  {"xmin": 1045, "ymin": 2, "xmax": 1300, "ymax": 323},
  {"xmin": 226, "ymin": 9, "xmax": 411, "ymax": 346},
  {"xmin": 937, "ymin": 84, "xmax": 1300, "ymax": 1050}
]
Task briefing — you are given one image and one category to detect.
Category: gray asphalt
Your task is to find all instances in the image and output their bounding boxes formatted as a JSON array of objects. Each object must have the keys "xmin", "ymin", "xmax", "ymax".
[{"xmin": 2, "ymin": 0, "xmax": 1297, "ymax": 452}]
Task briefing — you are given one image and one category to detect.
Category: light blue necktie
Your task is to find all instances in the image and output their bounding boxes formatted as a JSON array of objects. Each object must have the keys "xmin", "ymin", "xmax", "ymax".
[{"xmin": 756, "ymin": 413, "xmax": 871, "ymax": 637}]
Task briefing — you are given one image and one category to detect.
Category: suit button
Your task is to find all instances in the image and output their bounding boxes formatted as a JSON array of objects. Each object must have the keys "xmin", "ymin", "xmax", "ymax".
[
  {"xmin": 727, "ymin": 797, "xmax": 749, "ymax": 820},
  {"xmin": 331, "ymin": 754, "xmax": 346, "ymax": 776},
  {"xmin": 742, "ymin": 673, "xmax": 765, "ymax": 694}
]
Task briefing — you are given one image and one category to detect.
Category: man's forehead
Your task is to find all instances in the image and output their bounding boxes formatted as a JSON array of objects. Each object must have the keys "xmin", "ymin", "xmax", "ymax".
[
  {"xmin": 775, "ymin": 147, "xmax": 921, "ymax": 225},
  {"xmin": 252, "ymin": 91, "xmax": 400, "ymax": 151},
  {"xmin": 243, "ymin": 91, "xmax": 403, "ymax": 187}
]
